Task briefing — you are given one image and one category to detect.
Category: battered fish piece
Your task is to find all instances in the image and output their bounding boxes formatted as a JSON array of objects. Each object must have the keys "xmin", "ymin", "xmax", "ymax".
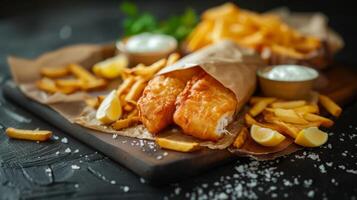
[
  {"xmin": 173, "ymin": 72, "xmax": 237, "ymax": 141},
  {"xmin": 138, "ymin": 68, "xmax": 202, "ymax": 134}
]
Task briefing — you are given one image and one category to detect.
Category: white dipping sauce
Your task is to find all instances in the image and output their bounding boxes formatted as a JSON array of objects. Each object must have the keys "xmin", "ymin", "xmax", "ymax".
[
  {"xmin": 262, "ymin": 65, "xmax": 318, "ymax": 81},
  {"xmin": 125, "ymin": 33, "xmax": 177, "ymax": 53}
]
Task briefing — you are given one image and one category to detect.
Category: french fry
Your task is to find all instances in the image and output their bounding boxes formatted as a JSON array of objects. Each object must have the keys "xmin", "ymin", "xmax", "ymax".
[
  {"xmin": 318, "ymin": 94, "xmax": 342, "ymax": 117},
  {"xmin": 269, "ymin": 120, "xmax": 300, "ymax": 138},
  {"xmin": 6, "ymin": 127, "xmax": 52, "ymax": 141},
  {"xmin": 271, "ymin": 100, "xmax": 306, "ymax": 109},
  {"xmin": 81, "ymin": 79, "xmax": 107, "ymax": 91},
  {"xmin": 233, "ymin": 127, "xmax": 248, "ymax": 148},
  {"xmin": 303, "ymin": 113, "xmax": 334, "ymax": 128},
  {"xmin": 55, "ymin": 79, "xmax": 83, "ymax": 89},
  {"xmin": 272, "ymin": 108, "xmax": 309, "ymax": 125},
  {"xmin": 249, "ymin": 99, "xmax": 273, "ymax": 117},
  {"xmin": 40, "ymin": 66, "xmax": 69, "ymax": 78},
  {"xmin": 68, "ymin": 64, "xmax": 97, "ymax": 82},
  {"xmin": 244, "ymin": 114, "xmax": 257, "ymax": 127},
  {"xmin": 131, "ymin": 59, "xmax": 167, "ymax": 77},
  {"xmin": 124, "ymin": 78, "xmax": 146, "ymax": 102},
  {"xmin": 117, "ymin": 76, "xmax": 135, "ymax": 95},
  {"xmin": 128, "ymin": 109, "xmax": 139, "ymax": 118},
  {"xmin": 155, "ymin": 138, "xmax": 201, "ymax": 152},
  {"xmin": 249, "ymin": 97, "xmax": 276, "ymax": 105},
  {"xmin": 85, "ymin": 98, "xmax": 100, "ymax": 108},
  {"xmin": 124, "ymin": 104, "xmax": 135, "ymax": 112},
  {"xmin": 245, "ymin": 114, "xmax": 283, "ymax": 132},
  {"xmin": 293, "ymin": 104, "xmax": 319, "ymax": 114},
  {"xmin": 166, "ymin": 53, "xmax": 180, "ymax": 66},
  {"xmin": 111, "ymin": 116, "xmax": 140, "ymax": 130},
  {"xmin": 37, "ymin": 78, "xmax": 77, "ymax": 94},
  {"xmin": 36, "ymin": 78, "xmax": 58, "ymax": 93}
]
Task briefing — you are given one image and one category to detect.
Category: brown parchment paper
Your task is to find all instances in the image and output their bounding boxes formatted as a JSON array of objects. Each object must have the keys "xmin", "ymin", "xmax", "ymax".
[{"xmin": 75, "ymin": 41, "xmax": 264, "ymax": 149}]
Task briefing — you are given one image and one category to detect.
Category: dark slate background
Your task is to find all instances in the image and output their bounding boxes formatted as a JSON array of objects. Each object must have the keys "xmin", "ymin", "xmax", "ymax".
[{"xmin": 0, "ymin": 0, "xmax": 357, "ymax": 199}]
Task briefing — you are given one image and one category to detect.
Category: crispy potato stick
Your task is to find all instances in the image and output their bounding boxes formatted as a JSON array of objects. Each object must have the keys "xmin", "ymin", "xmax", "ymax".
[
  {"xmin": 244, "ymin": 114, "xmax": 283, "ymax": 132},
  {"xmin": 128, "ymin": 109, "xmax": 139, "ymax": 118},
  {"xmin": 293, "ymin": 105, "xmax": 319, "ymax": 114},
  {"xmin": 155, "ymin": 138, "xmax": 201, "ymax": 152},
  {"xmin": 270, "ymin": 120, "xmax": 300, "ymax": 138},
  {"xmin": 273, "ymin": 108, "xmax": 309, "ymax": 125},
  {"xmin": 303, "ymin": 113, "xmax": 334, "ymax": 128},
  {"xmin": 271, "ymin": 100, "xmax": 307, "ymax": 109},
  {"xmin": 124, "ymin": 104, "xmax": 134, "ymax": 112},
  {"xmin": 6, "ymin": 127, "xmax": 52, "ymax": 141},
  {"xmin": 36, "ymin": 78, "xmax": 58, "ymax": 93},
  {"xmin": 81, "ymin": 79, "xmax": 107, "ymax": 91},
  {"xmin": 85, "ymin": 98, "xmax": 100, "ymax": 108},
  {"xmin": 318, "ymin": 94, "xmax": 342, "ymax": 117},
  {"xmin": 166, "ymin": 53, "xmax": 180, "ymax": 66},
  {"xmin": 124, "ymin": 78, "xmax": 146, "ymax": 102},
  {"xmin": 111, "ymin": 116, "xmax": 140, "ymax": 130},
  {"xmin": 294, "ymin": 122, "xmax": 322, "ymax": 129},
  {"xmin": 37, "ymin": 78, "xmax": 77, "ymax": 94},
  {"xmin": 244, "ymin": 114, "xmax": 257, "ymax": 127},
  {"xmin": 233, "ymin": 127, "xmax": 248, "ymax": 148},
  {"xmin": 68, "ymin": 64, "xmax": 97, "ymax": 82},
  {"xmin": 40, "ymin": 66, "xmax": 69, "ymax": 78},
  {"xmin": 55, "ymin": 79, "xmax": 83, "ymax": 89},
  {"xmin": 249, "ymin": 97, "xmax": 276, "ymax": 105},
  {"xmin": 132, "ymin": 59, "xmax": 167, "ymax": 77},
  {"xmin": 117, "ymin": 76, "xmax": 135, "ymax": 95},
  {"xmin": 249, "ymin": 100, "xmax": 272, "ymax": 117}
]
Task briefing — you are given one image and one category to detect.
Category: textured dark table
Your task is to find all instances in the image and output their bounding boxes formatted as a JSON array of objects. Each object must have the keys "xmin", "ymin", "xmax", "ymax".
[{"xmin": 0, "ymin": 0, "xmax": 357, "ymax": 199}]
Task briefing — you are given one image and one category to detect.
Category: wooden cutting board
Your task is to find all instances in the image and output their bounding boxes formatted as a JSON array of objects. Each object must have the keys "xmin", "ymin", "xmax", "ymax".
[{"xmin": 3, "ymin": 64, "xmax": 357, "ymax": 183}]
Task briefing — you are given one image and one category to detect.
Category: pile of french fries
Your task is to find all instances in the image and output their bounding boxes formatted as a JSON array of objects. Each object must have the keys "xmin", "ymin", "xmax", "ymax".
[
  {"xmin": 233, "ymin": 94, "xmax": 342, "ymax": 148},
  {"xmin": 37, "ymin": 64, "xmax": 107, "ymax": 94},
  {"xmin": 90, "ymin": 53, "xmax": 180, "ymax": 130},
  {"xmin": 185, "ymin": 3, "xmax": 321, "ymax": 60}
]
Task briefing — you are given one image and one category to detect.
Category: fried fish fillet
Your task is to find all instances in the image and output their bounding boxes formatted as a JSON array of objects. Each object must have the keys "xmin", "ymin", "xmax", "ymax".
[
  {"xmin": 137, "ymin": 68, "xmax": 202, "ymax": 134},
  {"xmin": 173, "ymin": 72, "xmax": 237, "ymax": 141}
]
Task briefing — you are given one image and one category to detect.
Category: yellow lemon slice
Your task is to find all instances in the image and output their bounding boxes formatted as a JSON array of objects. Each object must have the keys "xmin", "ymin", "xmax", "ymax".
[
  {"xmin": 294, "ymin": 127, "xmax": 328, "ymax": 147},
  {"xmin": 96, "ymin": 90, "xmax": 122, "ymax": 124},
  {"xmin": 93, "ymin": 54, "xmax": 128, "ymax": 79},
  {"xmin": 250, "ymin": 124, "xmax": 286, "ymax": 147}
]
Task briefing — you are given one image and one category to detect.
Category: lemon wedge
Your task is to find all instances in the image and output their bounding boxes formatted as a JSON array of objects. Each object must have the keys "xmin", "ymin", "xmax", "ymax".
[
  {"xmin": 96, "ymin": 90, "xmax": 122, "ymax": 124},
  {"xmin": 250, "ymin": 124, "xmax": 286, "ymax": 147},
  {"xmin": 294, "ymin": 127, "xmax": 328, "ymax": 147},
  {"xmin": 93, "ymin": 54, "xmax": 128, "ymax": 79}
]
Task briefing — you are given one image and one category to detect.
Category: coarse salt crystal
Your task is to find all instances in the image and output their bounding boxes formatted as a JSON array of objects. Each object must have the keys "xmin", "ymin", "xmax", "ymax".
[
  {"xmin": 61, "ymin": 137, "xmax": 68, "ymax": 144},
  {"xmin": 123, "ymin": 186, "xmax": 130, "ymax": 192},
  {"xmin": 65, "ymin": 148, "xmax": 71, "ymax": 153}
]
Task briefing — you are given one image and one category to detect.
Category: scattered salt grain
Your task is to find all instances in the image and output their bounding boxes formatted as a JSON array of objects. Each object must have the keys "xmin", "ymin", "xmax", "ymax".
[
  {"xmin": 307, "ymin": 190, "xmax": 315, "ymax": 198},
  {"xmin": 346, "ymin": 169, "xmax": 357, "ymax": 174},
  {"xmin": 217, "ymin": 192, "xmax": 228, "ymax": 200},
  {"xmin": 156, "ymin": 155, "xmax": 163, "ymax": 160},
  {"xmin": 53, "ymin": 135, "xmax": 59, "ymax": 140},
  {"xmin": 123, "ymin": 186, "xmax": 130, "ymax": 192},
  {"xmin": 74, "ymin": 149, "xmax": 79, "ymax": 153},
  {"xmin": 140, "ymin": 178, "xmax": 146, "ymax": 184},
  {"xmin": 71, "ymin": 165, "xmax": 80, "ymax": 170},
  {"xmin": 65, "ymin": 148, "xmax": 71, "ymax": 153},
  {"xmin": 174, "ymin": 187, "xmax": 181, "ymax": 195},
  {"xmin": 163, "ymin": 152, "xmax": 168, "ymax": 156},
  {"xmin": 55, "ymin": 151, "xmax": 60, "ymax": 155},
  {"xmin": 74, "ymin": 184, "xmax": 79, "ymax": 188},
  {"xmin": 61, "ymin": 137, "xmax": 68, "ymax": 144},
  {"xmin": 110, "ymin": 180, "xmax": 116, "ymax": 184},
  {"xmin": 319, "ymin": 164, "xmax": 327, "ymax": 173},
  {"xmin": 112, "ymin": 134, "xmax": 118, "ymax": 139}
]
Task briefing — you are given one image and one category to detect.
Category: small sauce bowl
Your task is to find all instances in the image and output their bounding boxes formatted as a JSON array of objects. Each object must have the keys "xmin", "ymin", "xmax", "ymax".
[
  {"xmin": 116, "ymin": 33, "xmax": 177, "ymax": 66},
  {"xmin": 257, "ymin": 65, "xmax": 319, "ymax": 100}
]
